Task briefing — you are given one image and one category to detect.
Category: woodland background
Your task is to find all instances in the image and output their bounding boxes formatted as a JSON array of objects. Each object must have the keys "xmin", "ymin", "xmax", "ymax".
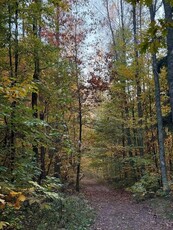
[{"xmin": 0, "ymin": 0, "xmax": 173, "ymax": 229}]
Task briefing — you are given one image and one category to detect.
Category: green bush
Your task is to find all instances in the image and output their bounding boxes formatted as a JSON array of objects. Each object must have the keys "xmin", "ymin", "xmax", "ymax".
[
  {"xmin": 128, "ymin": 173, "xmax": 160, "ymax": 201},
  {"xmin": 21, "ymin": 195, "xmax": 94, "ymax": 230},
  {"xmin": 61, "ymin": 196, "xmax": 94, "ymax": 230},
  {"xmin": 0, "ymin": 178, "xmax": 94, "ymax": 230}
]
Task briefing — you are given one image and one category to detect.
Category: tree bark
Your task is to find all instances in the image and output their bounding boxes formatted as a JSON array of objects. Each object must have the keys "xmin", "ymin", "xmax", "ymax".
[
  {"xmin": 132, "ymin": 4, "xmax": 144, "ymax": 157},
  {"xmin": 149, "ymin": 4, "xmax": 170, "ymax": 192},
  {"xmin": 105, "ymin": 0, "xmax": 118, "ymax": 60},
  {"xmin": 32, "ymin": 0, "xmax": 41, "ymax": 167},
  {"xmin": 163, "ymin": 0, "xmax": 173, "ymax": 123},
  {"xmin": 74, "ymin": 3, "xmax": 82, "ymax": 192},
  {"xmin": 8, "ymin": 1, "xmax": 19, "ymax": 178},
  {"xmin": 76, "ymin": 90, "xmax": 82, "ymax": 192},
  {"xmin": 39, "ymin": 112, "xmax": 46, "ymax": 183}
]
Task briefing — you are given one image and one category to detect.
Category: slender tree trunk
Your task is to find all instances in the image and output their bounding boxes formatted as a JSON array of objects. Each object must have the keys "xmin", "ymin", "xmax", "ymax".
[
  {"xmin": 121, "ymin": 114, "xmax": 128, "ymax": 178},
  {"xmin": 8, "ymin": 4, "xmax": 13, "ymax": 78},
  {"xmin": 9, "ymin": 1, "xmax": 19, "ymax": 178},
  {"xmin": 119, "ymin": 0, "xmax": 128, "ymax": 163},
  {"xmin": 32, "ymin": 0, "xmax": 41, "ymax": 166},
  {"xmin": 14, "ymin": 1, "xmax": 19, "ymax": 78},
  {"xmin": 54, "ymin": 155, "xmax": 61, "ymax": 178},
  {"xmin": 119, "ymin": 0, "xmax": 133, "ymax": 159},
  {"xmin": 105, "ymin": 0, "xmax": 118, "ymax": 60},
  {"xmin": 76, "ymin": 94, "xmax": 82, "ymax": 191},
  {"xmin": 74, "ymin": 3, "xmax": 82, "ymax": 192},
  {"xmin": 149, "ymin": 3, "xmax": 170, "ymax": 192},
  {"xmin": 8, "ymin": 3, "xmax": 14, "ymax": 174},
  {"xmin": 169, "ymin": 136, "xmax": 173, "ymax": 173},
  {"xmin": 39, "ymin": 112, "xmax": 46, "ymax": 183},
  {"xmin": 148, "ymin": 85, "xmax": 159, "ymax": 171},
  {"xmin": 132, "ymin": 4, "xmax": 144, "ymax": 157},
  {"xmin": 121, "ymin": 114, "xmax": 126, "ymax": 159},
  {"xmin": 125, "ymin": 106, "xmax": 133, "ymax": 157}
]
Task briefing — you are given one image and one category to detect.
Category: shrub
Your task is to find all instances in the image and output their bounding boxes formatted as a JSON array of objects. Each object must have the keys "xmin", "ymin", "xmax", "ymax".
[
  {"xmin": 0, "ymin": 178, "xmax": 94, "ymax": 230},
  {"xmin": 128, "ymin": 173, "xmax": 160, "ymax": 201}
]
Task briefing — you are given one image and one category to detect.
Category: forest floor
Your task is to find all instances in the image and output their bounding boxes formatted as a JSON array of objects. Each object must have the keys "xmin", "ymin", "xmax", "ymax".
[{"xmin": 81, "ymin": 178, "xmax": 173, "ymax": 230}]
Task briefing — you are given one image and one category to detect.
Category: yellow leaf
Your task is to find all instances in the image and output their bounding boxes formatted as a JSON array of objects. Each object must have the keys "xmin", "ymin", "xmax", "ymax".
[
  {"xmin": 14, "ymin": 200, "xmax": 21, "ymax": 209},
  {"xmin": 17, "ymin": 194, "xmax": 26, "ymax": 202},
  {"xmin": 0, "ymin": 198, "xmax": 6, "ymax": 209},
  {"xmin": 9, "ymin": 191, "xmax": 21, "ymax": 197},
  {"xmin": 0, "ymin": 221, "xmax": 9, "ymax": 230}
]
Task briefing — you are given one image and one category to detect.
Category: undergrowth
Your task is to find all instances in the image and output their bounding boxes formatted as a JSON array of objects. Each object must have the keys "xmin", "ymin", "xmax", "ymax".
[
  {"xmin": 127, "ymin": 173, "xmax": 160, "ymax": 201},
  {"xmin": 0, "ymin": 177, "xmax": 94, "ymax": 230}
]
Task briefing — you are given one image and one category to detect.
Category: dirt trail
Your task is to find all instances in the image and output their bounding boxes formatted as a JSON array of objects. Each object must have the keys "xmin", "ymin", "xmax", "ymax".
[{"xmin": 81, "ymin": 178, "xmax": 173, "ymax": 230}]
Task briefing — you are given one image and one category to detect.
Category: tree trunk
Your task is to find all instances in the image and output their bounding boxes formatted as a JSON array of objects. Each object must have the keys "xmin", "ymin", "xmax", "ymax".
[
  {"xmin": 73, "ymin": 2, "xmax": 83, "ymax": 192},
  {"xmin": 39, "ymin": 112, "xmax": 46, "ymax": 183},
  {"xmin": 8, "ymin": 1, "xmax": 19, "ymax": 178},
  {"xmin": 105, "ymin": 0, "xmax": 118, "ymax": 60},
  {"xmin": 32, "ymin": 0, "xmax": 41, "ymax": 167},
  {"xmin": 149, "ymin": 4, "xmax": 170, "ymax": 192},
  {"xmin": 163, "ymin": 0, "xmax": 173, "ymax": 123},
  {"xmin": 132, "ymin": 4, "xmax": 144, "ymax": 157},
  {"xmin": 8, "ymin": 4, "xmax": 13, "ymax": 78},
  {"xmin": 120, "ymin": 0, "xmax": 133, "ymax": 159},
  {"xmin": 76, "ymin": 91, "xmax": 82, "ymax": 191}
]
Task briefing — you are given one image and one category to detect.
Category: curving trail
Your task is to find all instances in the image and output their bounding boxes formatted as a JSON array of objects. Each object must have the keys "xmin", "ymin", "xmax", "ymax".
[{"xmin": 81, "ymin": 178, "xmax": 173, "ymax": 230}]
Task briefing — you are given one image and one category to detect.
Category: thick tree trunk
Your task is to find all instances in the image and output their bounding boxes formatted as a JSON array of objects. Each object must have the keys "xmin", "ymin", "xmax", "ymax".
[
  {"xmin": 152, "ymin": 53, "xmax": 169, "ymax": 192},
  {"xmin": 149, "ymin": 4, "xmax": 170, "ymax": 192},
  {"xmin": 163, "ymin": 0, "xmax": 173, "ymax": 123}
]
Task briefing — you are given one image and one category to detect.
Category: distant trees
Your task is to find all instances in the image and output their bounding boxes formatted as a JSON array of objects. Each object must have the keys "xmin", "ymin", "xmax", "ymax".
[{"xmin": 88, "ymin": 0, "xmax": 173, "ymax": 193}]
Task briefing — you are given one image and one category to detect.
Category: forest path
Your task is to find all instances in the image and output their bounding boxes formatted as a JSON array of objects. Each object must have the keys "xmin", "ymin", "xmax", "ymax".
[{"xmin": 81, "ymin": 178, "xmax": 173, "ymax": 230}]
